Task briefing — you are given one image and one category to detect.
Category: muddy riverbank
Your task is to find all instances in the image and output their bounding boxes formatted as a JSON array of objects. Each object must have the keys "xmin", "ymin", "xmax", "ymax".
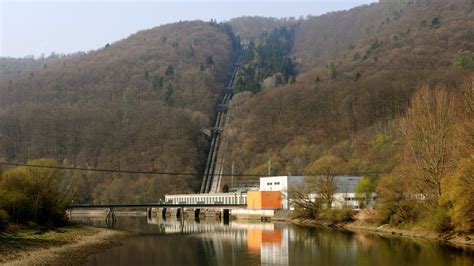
[{"xmin": 0, "ymin": 225, "xmax": 132, "ymax": 265}]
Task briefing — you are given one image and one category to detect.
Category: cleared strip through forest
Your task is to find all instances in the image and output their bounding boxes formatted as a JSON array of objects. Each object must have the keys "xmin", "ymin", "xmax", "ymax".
[{"xmin": 200, "ymin": 41, "xmax": 249, "ymax": 193}]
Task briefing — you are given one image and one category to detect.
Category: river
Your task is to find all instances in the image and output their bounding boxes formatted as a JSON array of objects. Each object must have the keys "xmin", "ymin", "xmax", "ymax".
[{"xmin": 71, "ymin": 214, "xmax": 474, "ymax": 266}]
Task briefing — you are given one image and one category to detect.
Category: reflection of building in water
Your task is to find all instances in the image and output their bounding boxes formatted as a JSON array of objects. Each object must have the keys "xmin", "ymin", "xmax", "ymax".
[
  {"xmin": 262, "ymin": 229, "xmax": 289, "ymax": 265},
  {"xmin": 222, "ymin": 222, "xmax": 289, "ymax": 265},
  {"xmin": 147, "ymin": 216, "xmax": 238, "ymax": 234},
  {"xmin": 246, "ymin": 223, "xmax": 289, "ymax": 265},
  {"xmin": 147, "ymin": 218, "xmax": 289, "ymax": 265}
]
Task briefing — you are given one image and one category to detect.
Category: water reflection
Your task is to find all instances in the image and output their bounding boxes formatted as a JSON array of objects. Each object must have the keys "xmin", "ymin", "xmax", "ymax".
[{"xmin": 70, "ymin": 215, "xmax": 474, "ymax": 266}]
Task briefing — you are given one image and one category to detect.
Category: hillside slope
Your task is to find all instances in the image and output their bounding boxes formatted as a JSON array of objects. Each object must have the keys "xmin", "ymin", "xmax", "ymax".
[
  {"xmin": 1, "ymin": 0, "xmax": 473, "ymax": 202},
  {"xmin": 0, "ymin": 21, "xmax": 237, "ymax": 203},
  {"xmin": 0, "ymin": 56, "xmax": 70, "ymax": 81},
  {"xmin": 220, "ymin": 0, "xmax": 474, "ymax": 184}
]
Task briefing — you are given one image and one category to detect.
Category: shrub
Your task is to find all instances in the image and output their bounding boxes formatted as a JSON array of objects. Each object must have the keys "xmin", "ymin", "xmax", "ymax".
[
  {"xmin": 418, "ymin": 207, "xmax": 453, "ymax": 232},
  {"xmin": 0, "ymin": 159, "xmax": 71, "ymax": 227},
  {"xmin": 374, "ymin": 202, "xmax": 397, "ymax": 225},
  {"xmin": 452, "ymin": 52, "xmax": 474, "ymax": 70},
  {"xmin": 291, "ymin": 207, "xmax": 316, "ymax": 219},
  {"xmin": 390, "ymin": 199, "xmax": 423, "ymax": 226},
  {"xmin": 375, "ymin": 170, "xmax": 419, "ymax": 225},
  {"xmin": 319, "ymin": 206, "xmax": 353, "ymax": 224},
  {"xmin": 441, "ymin": 156, "xmax": 474, "ymax": 233},
  {"xmin": 375, "ymin": 194, "xmax": 422, "ymax": 227}
]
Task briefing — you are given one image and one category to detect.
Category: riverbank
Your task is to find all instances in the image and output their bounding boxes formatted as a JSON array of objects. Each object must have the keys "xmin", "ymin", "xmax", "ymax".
[
  {"xmin": 0, "ymin": 225, "xmax": 132, "ymax": 265},
  {"xmin": 291, "ymin": 219, "xmax": 474, "ymax": 248}
]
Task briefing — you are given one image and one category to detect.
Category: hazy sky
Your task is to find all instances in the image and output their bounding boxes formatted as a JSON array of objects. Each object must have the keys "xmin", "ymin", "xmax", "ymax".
[{"xmin": 1, "ymin": 0, "xmax": 377, "ymax": 58}]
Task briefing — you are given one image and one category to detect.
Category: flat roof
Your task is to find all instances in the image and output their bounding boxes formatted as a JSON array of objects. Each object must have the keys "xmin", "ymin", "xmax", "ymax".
[
  {"xmin": 260, "ymin": 176, "xmax": 304, "ymax": 179},
  {"xmin": 334, "ymin": 176, "xmax": 363, "ymax": 193},
  {"xmin": 165, "ymin": 192, "xmax": 246, "ymax": 197},
  {"xmin": 260, "ymin": 176, "xmax": 363, "ymax": 193}
]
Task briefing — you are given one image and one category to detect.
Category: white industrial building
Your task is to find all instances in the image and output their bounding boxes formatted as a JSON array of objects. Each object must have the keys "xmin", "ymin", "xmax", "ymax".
[
  {"xmin": 308, "ymin": 176, "xmax": 377, "ymax": 209},
  {"xmin": 259, "ymin": 175, "xmax": 376, "ymax": 210},
  {"xmin": 259, "ymin": 176, "xmax": 305, "ymax": 210}
]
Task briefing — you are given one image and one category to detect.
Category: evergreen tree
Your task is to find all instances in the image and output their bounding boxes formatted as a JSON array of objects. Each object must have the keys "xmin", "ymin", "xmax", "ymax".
[
  {"xmin": 205, "ymin": 56, "xmax": 214, "ymax": 66},
  {"xmin": 165, "ymin": 65, "xmax": 174, "ymax": 76},
  {"xmin": 234, "ymin": 26, "xmax": 296, "ymax": 93},
  {"xmin": 165, "ymin": 84, "xmax": 173, "ymax": 104},
  {"xmin": 152, "ymin": 75, "xmax": 164, "ymax": 90}
]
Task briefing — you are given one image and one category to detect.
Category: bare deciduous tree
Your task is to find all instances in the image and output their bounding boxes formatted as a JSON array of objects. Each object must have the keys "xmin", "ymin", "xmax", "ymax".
[
  {"xmin": 304, "ymin": 155, "xmax": 346, "ymax": 208},
  {"xmin": 400, "ymin": 85, "xmax": 457, "ymax": 203},
  {"xmin": 287, "ymin": 183, "xmax": 322, "ymax": 218}
]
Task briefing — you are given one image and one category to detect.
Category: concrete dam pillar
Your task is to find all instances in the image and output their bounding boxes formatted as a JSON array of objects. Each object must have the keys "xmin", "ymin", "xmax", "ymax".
[{"xmin": 161, "ymin": 208, "xmax": 167, "ymax": 219}]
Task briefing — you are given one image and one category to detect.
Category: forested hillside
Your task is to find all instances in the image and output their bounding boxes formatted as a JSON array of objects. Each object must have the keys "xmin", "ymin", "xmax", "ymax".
[
  {"xmin": 221, "ymin": 0, "xmax": 474, "ymax": 181},
  {"xmin": 0, "ymin": 55, "xmax": 70, "ymax": 81},
  {"xmin": 0, "ymin": 21, "xmax": 238, "ymax": 203},
  {"xmin": 0, "ymin": 0, "xmax": 473, "ymax": 211}
]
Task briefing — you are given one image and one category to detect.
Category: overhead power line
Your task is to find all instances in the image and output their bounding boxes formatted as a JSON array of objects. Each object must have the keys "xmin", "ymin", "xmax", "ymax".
[
  {"xmin": 0, "ymin": 161, "xmax": 388, "ymax": 177},
  {"xmin": 0, "ymin": 162, "xmax": 262, "ymax": 177}
]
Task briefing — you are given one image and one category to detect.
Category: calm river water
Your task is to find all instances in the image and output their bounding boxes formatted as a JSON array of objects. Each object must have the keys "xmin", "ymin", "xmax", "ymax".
[{"xmin": 71, "ymin": 215, "xmax": 474, "ymax": 266}]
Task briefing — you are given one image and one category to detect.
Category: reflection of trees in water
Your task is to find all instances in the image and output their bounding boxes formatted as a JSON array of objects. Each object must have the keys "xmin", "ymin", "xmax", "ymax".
[
  {"xmin": 353, "ymin": 233, "xmax": 376, "ymax": 247},
  {"xmin": 363, "ymin": 236, "xmax": 471, "ymax": 266},
  {"xmin": 288, "ymin": 226, "xmax": 355, "ymax": 265},
  {"xmin": 287, "ymin": 225, "xmax": 473, "ymax": 266}
]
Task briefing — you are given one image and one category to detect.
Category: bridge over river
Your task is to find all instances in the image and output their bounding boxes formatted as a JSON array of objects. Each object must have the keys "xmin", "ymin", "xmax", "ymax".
[{"xmin": 68, "ymin": 202, "xmax": 247, "ymax": 227}]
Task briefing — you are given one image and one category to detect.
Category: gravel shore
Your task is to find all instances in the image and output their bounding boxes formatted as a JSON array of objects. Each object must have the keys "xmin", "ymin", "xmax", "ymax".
[{"xmin": 0, "ymin": 226, "xmax": 132, "ymax": 266}]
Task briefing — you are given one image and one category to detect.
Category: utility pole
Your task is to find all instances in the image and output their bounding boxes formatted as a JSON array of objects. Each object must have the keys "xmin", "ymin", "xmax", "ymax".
[
  {"xmin": 231, "ymin": 161, "xmax": 235, "ymax": 188},
  {"xmin": 268, "ymin": 157, "xmax": 272, "ymax": 176}
]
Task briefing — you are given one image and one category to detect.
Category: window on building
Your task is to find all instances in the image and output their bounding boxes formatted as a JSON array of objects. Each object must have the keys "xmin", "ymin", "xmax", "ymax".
[
  {"xmin": 267, "ymin": 182, "xmax": 272, "ymax": 185},
  {"xmin": 274, "ymin": 182, "xmax": 280, "ymax": 185}
]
